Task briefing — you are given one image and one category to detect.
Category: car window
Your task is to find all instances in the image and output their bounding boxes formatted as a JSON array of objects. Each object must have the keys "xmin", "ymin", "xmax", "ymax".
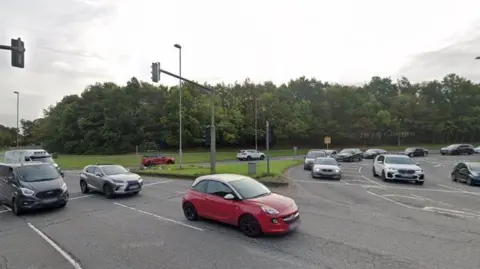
[
  {"xmin": 193, "ymin": 180, "xmax": 208, "ymax": 193},
  {"xmin": 206, "ymin": 181, "xmax": 234, "ymax": 197},
  {"xmin": 385, "ymin": 156, "xmax": 415, "ymax": 165},
  {"xmin": 314, "ymin": 158, "xmax": 338, "ymax": 165},
  {"xmin": 306, "ymin": 151, "xmax": 326, "ymax": 158},
  {"xmin": 469, "ymin": 163, "xmax": 480, "ymax": 172},
  {"xmin": 94, "ymin": 167, "xmax": 103, "ymax": 175},
  {"xmin": 101, "ymin": 165, "xmax": 128, "ymax": 175},
  {"xmin": 16, "ymin": 164, "xmax": 60, "ymax": 182},
  {"xmin": 340, "ymin": 149, "xmax": 354, "ymax": 154},
  {"xmin": 377, "ymin": 155, "xmax": 385, "ymax": 162},
  {"xmin": 229, "ymin": 178, "xmax": 271, "ymax": 199},
  {"xmin": 86, "ymin": 166, "xmax": 95, "ymax": 173}
]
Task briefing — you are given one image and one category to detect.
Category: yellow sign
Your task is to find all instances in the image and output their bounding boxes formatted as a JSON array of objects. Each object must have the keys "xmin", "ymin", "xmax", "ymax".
[{"xmin": 324, "ymin": 136, "xmax": 331, "ymax": 144}]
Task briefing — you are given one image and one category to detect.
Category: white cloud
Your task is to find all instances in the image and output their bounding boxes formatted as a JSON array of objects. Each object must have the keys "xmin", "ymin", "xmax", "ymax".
[{"xmin": 1, "ymin": 0, "xmax": 480, "ymax": 126}]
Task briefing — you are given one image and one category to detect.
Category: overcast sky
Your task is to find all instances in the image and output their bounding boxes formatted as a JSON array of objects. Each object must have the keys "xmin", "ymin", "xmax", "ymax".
[{"xmin": 1, "ymin": 0, "xmax": 480, "ymax": 127}]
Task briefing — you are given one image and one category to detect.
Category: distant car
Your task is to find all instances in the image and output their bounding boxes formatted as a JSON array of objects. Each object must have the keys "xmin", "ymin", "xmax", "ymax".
[
  {"xmin": 372, "ymin": 154, "xmax": 424, "ymax": 185},
  {"xmin": 79, "ymin": 164, "xmax": 143, "ymax": 199},
  {"xmin": 311, "ymin": 157, "xmax": 342, "ymax": 180},
  {"xmin": 0, "ymin": 162, "xmax": 68, "ymax": 215},
  {"xmin": 363, "ymin": 149, "xmax": 387, "ymax": 159},
  {"xmin": 440, "ymin": 144, "xmax": 474, "ymax": 155},
  {"xmin": 324, "ymin": 150, "xmax": 338, "ymax": 158},
  {"xmin": 182, "ymin": 174, "xmax": 300, "ymax": 237},
  {"xmin": 236, "ymin": 149, "xmax": 266, "ymax": 161},
  {"xmin": 400, "ymin": 147, "xmax": 428, "ymax": 157},
  {"xmin": 141, "ymin": 154, "xmax": 175, "ymax": 167},
  {"xmin": 303, "ymin": 150, "xmax": 327, "ymax": 170},
  {"xmin": 451, "ymin": 162, "xmax": 480, "ymax": 186},
  {"xmin": 336, "ymin": 148, "xmax": 363, "ymax": 162},
  {"xmin": 474, "ymin": 146, "xmax": 480, "ymax": 154}
]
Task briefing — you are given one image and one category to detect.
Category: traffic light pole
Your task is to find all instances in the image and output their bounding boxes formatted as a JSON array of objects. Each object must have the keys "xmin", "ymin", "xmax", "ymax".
[{"xmin": 155, "ymin": 67, "xmax": 217, "ymax": 174}]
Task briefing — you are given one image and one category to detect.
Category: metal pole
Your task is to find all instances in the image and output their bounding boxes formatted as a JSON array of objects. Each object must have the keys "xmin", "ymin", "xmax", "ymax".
[
  {"xmin": 255, "ymin": 98, "xmax": 258, "ymax": 150},
  {"xmin": 210, "ymin": 90, "xmax": 216, "ymax": 174},
  {"xmin": 174, "ymin": 44, "xmax": 183, "ymax": 168},
  {"xmin": 14, "ymin": 91, "xmax": 19, "ymax": 147},
  {"xmin": 266, "ymin": 120, "xmax": 270, "ymax": 174}
]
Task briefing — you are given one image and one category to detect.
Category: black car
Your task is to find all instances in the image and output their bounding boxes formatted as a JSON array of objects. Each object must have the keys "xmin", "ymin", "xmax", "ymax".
[
  {"xmin": 0, "ymin": 162, "xmax": 69, "ymax": 215},
  {"xmin": 363, "ymin": 149, "xmax": 387, "ymax": 159},
  {"xmin": 324, "ymin": 150, "xmax": 338, "ymax": 158},
  {"xmin": 336, "ymin": 148, "xmax": 363, "ymax": 162},
  {"xmin": 440, "ymin": 144, "xmax": 474, "ymax": 155},
  {"xmin": 304, "ymin": 150, "xmax": 327, "ymax": 170},
  {"xmin": 451, "ymin": 162, "xmax": 480, "ymax": 186},
  {"xmin": 401, "ymin": 147, "xmax": 428, "ymax": 157}
]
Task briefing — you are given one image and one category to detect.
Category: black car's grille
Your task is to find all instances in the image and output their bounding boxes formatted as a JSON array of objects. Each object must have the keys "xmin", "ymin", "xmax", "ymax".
[
  {"xmin": 322, "ymin": 169, "xmax": 333, "ymax": 172},
  {"xmin": 398, "ymin": 169, "xmax": 415, "ymax": 174},
  {"xmin": 36, "ymin": 189, "xmax": 62, "ymax": 198}
]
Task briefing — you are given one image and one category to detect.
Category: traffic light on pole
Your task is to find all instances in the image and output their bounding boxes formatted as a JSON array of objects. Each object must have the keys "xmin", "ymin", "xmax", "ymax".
[
  {"xmin": 151, "ymin": 62, "xmax": 160, "ymax": 82},
  {"xmin": 11, "ymin": 38, "xmax": 25, "ymax": 68}
]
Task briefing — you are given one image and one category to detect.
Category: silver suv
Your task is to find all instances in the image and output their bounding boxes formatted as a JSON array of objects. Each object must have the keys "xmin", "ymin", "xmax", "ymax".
[
  {"xmin": 372, "ymin": 154, "xmax": 424, "ymax": 185},
  {"xmin": 79, "ymin": 164, "xmax": 143, "ymax": 198}
]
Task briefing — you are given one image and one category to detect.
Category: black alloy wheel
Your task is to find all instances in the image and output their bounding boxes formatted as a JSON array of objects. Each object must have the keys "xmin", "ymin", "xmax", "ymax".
[
  {"xmin": 103, "ymin": 184, "xmax": 114, "ymax": 199},
  {"xmin": 80, "ymin": 180, "xmax": 89, "ymax": 193},
  {"xmin": 239, "ymin": 215, "xmax": 262, "ymax": 237},
  {"xmin": 183, "ymin": 203, "xmax": 198, "ymax": 221}
]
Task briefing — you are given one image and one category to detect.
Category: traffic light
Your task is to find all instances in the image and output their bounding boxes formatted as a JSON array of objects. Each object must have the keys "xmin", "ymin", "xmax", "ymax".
[
  {"xmin": 151, "ymin": 62, "xmax": 160, "ymax": 82},
  {"xmin": 204, "ymin": 125, "xmax": 211, "ymax": 146},
  {"xmin": 11, "ymin": 38, "xmax": 25, "ymax": 68}
]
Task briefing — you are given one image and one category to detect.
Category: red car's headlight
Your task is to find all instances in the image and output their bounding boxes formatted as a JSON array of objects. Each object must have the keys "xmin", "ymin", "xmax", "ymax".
[{"xmin": 261, "ymin": 206, "xmax": 279, "ymax": 215}]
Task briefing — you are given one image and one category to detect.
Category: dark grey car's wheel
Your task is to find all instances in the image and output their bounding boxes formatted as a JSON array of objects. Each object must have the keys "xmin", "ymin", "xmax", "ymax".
[
  {"xmin": 80, "ymin": 180, "xmax": 89, "ymax": 193},
  {"xmin": 451, "ymin": 173, "xmax": 457, "ymax": 182},
  {"xmin": 239, "ymin": 215, "xmax": 262, "ymax": 237},
  {"xmin": 12, "ymin": 198, "xmax": 22, "ymax": 216}
]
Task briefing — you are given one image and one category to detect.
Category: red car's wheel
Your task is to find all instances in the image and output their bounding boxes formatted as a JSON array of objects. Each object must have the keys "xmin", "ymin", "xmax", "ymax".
[
  {"xmin": 183, "ymin": 203, "xmax": 198, "ymax": 221},
  {"xmin": 238, "ymin": 214, "xmax": 262, "ymax": 237}
]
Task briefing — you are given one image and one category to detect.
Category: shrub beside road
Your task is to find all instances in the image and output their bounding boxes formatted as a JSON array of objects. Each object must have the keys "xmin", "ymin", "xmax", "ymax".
[{"xmin": 134, "ymin": 159, "xmax": 303, "ymax": 186}]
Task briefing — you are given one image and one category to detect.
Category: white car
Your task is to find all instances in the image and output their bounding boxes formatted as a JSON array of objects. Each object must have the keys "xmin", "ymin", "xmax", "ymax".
[
  {"xmin": 372, "ymin": 154, "xmax": 425, "ymax": 185},
  {"xmin": 236, "ymin": 149, "xmax": 266, "ymax": 161},
  {"xmin": 475, "ymin": 147, "xmax": 480, "ymax": 154}
]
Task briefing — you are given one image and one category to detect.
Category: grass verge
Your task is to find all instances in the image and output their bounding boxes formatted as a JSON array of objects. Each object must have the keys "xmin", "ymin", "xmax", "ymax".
[{"xmin": 133, "ymin": 160, "xmax": 303, "ymax": 186}]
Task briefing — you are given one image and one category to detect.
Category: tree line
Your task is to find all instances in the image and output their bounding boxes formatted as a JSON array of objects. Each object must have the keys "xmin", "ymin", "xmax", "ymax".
[{"xmin": 13, "ymin": 73, "xmax": 480, "ymax": 154}]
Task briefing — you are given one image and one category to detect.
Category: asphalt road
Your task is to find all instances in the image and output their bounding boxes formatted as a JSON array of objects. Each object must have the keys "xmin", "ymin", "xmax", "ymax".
[{"xmin": 1, "ymin": 154, "xmax": 479, "ymax": 269}]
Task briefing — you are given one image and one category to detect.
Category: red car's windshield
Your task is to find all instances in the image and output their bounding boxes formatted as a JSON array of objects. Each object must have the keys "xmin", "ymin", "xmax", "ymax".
[{"xmin": 230, "ymin": 178, "xmax": 271, "ymax": 199}]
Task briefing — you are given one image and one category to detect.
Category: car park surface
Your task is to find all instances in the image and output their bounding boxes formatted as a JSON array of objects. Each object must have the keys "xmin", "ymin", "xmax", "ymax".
[{"xmin": 1, "ymin": 154, "xmax": 480, "ymax": 269}]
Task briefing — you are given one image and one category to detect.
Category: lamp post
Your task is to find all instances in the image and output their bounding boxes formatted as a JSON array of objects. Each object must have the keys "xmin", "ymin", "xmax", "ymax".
[
  {"xmin": 13, "ymin": 91, "xmax": 19, "ymax": 147},
  {"xmin": 174, "ymin": 43, "xmax": 183, "ymax": 168}
]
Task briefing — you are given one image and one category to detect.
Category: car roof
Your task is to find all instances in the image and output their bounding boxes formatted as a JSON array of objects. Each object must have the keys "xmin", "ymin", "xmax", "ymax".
[
  {"xmin": 0, "ymin": 161, "xmax": 49, "ymax": 168},
  {"xmin": 382, "ymin": 154, "xmax": 409, "ymax": 158},
  {"xmin": 194, "ymin": 174, "xmax": 250, "ymax": 185},
  {"xmin": 315, "ymin": 157, "xmax": 336, "ymax": 160}
]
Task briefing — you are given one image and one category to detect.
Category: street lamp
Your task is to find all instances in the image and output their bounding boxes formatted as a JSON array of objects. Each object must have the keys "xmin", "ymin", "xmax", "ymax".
[
  {"xmin": 174, "ymin": 43, "xmax": 183, "ymax": 168},
  {"xmin": 13, "ymin": 91, "xmax": 19, "ymax": 147}
]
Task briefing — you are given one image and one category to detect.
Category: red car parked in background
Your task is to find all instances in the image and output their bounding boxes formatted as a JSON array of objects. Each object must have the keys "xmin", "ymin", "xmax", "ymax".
[
  {"xmin": 141, "ymin": 154, "xmax": 175, "ymax": 167},
  {"xmin": 181, "ymin": 174, "xmax": 300, "ymax": 237}
]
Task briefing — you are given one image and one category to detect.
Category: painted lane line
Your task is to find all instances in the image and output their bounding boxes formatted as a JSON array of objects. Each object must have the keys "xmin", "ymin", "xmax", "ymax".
[
  {"xmin": 340, "ymin": 180, "xmax": 350, "ymax": 185},
  {"xmin": 423, "ymin": 207, "xmax": 480, "ymax": 219},
  {"xmin": 438, "ymin": 184, "xmax": 480, "ymax": 197},
  {"xmin": 358, "ymin": 167, "xmax": 362, "ymax": 173},
  {"xmin": 69, "ymin": 195, "xmax": 93, "ymax": 200},
  {"xmin": 382, "ymin": 194, "xmax": 425, "ymax": 200},
  {"xmin": 27, "ymin": 223, "xmax": 83, "ymax": 269},
  {"xmin": 143, "ymin": 180, "xmax": 174, "ymax": 187},
  {"xmin": 2, "ymin": 204, "xmax": 11, "ymax": 210},
  {"xmin": 0, "ymin": 209, "xmax": 10, "ymax": 214},
  {"xmin": 113, "ymin": 202, "xmax": 203, "ymax": 231},
  {"xmin": 295, "ymin": 180, "xmax": 343, "ymax": 185},
  {"xmin": 361, "ymin": 175, "xmax": 385, "ymax": 187},
  {"xmin": 409, "ymin": 193, "xmax": 453, "ymax": 207},
  {"xmin": 366, "ymin": 191, "xmax": 417, "ymax": 210},
  {"xmin": 175, "ymin": 191, "xmax": 186, "ymax": 194}
]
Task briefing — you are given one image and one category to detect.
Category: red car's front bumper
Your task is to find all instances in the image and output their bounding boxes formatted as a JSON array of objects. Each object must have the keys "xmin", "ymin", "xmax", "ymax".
[{"xmin": 258, "ymin": 211, "xmax": 300, "ymax": 234}]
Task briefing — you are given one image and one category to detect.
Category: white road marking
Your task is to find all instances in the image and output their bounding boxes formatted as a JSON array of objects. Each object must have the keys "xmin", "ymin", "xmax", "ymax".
[
  {"xmin": 382, "ymin": 194, "xmax": 425, "ymax": 200},
  {"xmin": 113, "ymin": 202, "xmax": 204, "ymax": 231},
  {"xmin": 438, "ymin": 184, "xmax": 480, "ymax": 197},
  {"xmin": 358, "ymin": 167, "xmax": 362, "ymax": 173},
  {"xmin": 175, "ymin": 191, "xmax": 186, "ymax": 194},
  {"xmin": 410, "ymin": 193, "xmax": 453, "ymax": 207},
  {"xmin": 2, "ymin": 204, "xmax": 11, "ymax": 210},
  {"xmin": 69, "ymin": 195, "xmax": 93, "ymax": 200},
  {"xmin": 295, "ymin": 180, "xmax": 343, "ymax": 185},
  {"xmin": 340, "ymin": 180, "xmax": 350, "ymax": 185},
  {"xmin": 423, "ymin": 206, "xmax": 480, "ymax": 219},
  {"xmin": 366, "ymin": 191, "xmax": 417, "ymax": 210},
  {"xmin": 143, "ymin": 180, "xmax": 174, "ymax": 187},
  {"xmin": 0, "ymin": 209, "xmax": 10, "ymax": 214},
  {"xmin": 361, "ymin": 175, "xmax": 385, "ymax": 187},
  {"xmin": 27, "ymin": 223, "xmax": 83, "ymax": 269}
]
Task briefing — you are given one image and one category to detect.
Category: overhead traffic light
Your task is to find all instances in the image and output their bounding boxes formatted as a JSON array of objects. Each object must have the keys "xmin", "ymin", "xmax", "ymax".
[
  {"xmin": 11, "ymin": 38, "xmax": 25, "ymax": 68},
  {"xmin": 151, "ymin": 62, "xmax": 160, "ymax": 82}
]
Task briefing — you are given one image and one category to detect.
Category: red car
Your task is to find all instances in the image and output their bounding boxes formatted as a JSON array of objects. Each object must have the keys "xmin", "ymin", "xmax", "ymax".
[
  {"xmin": 141, "ymin": 154, "xmax": 175, "ymax": 167},
  {"xmin": 181, "ymin": 174, "xmax": 300, "ymax": 237}
]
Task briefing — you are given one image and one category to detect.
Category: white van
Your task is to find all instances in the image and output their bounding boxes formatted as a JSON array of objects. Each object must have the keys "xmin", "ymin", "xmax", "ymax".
[{"xmin": 4, "ymin": 149, "xmax": 64, "ymax": 177}]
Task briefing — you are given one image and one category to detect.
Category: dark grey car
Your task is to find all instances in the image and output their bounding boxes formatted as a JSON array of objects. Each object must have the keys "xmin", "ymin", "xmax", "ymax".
[
  {"xmin": 0, "ymin": 162, "xmax": 69, "ymax": 215},
  {"xmin": 79, "ymin": 164, "xmax": 143, "ymax": 199}
]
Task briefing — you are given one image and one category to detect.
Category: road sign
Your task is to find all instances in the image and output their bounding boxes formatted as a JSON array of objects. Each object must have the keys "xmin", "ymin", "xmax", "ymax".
[{"xmin": 324, "ymin": 136, "xmax": 331, "ymax": 144}]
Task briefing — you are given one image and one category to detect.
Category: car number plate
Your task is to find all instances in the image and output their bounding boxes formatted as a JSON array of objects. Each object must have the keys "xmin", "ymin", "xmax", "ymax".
[
  {"xmin": 129, "ymin": 185, "xmax": 139, "ymax": 190},
  {"xmin": 43, "ymin": 198, "xmax": 58, "ymax": 204},
  {"xmin": 289, "ymin": 220, "xmax": 300, "ymax": 231}
]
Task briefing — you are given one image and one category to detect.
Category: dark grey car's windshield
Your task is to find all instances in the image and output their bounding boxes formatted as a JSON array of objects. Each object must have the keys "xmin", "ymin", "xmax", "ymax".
[
  {"xmin": 447, "ymin": 144, "xmax": 459, "ymax": 149},
  {"xmin": 306, "ymin": 152, "xmax": 326, "ymax": 158},
  {"xmin": 315, "ymin": 158, "xmax": 338, "ymax": 165},
  {"xmin": 340, "ymin": 149, "xmax": 355, "ymax": 154},
  {"xmin": 101, "ymin": 165, "xmax": 129, "ymax": 175},
  {"xmin": 17, "ymin": 164, "xmax": 60, "ymax": 182},
  {"xmin": 230, "ymin": 178, "xmax": 271, "ymax": 199}
]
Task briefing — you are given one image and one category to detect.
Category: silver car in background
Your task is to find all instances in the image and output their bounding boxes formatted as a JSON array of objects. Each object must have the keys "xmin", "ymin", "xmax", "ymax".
[{"xmin": 311, "ymin": 157, "xmax": 342, "ymax": 179}]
